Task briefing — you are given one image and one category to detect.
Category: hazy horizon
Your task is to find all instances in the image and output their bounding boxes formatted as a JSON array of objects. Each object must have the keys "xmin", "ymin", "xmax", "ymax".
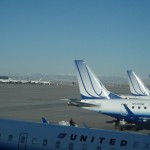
[{"xmin": 1, "ymin": 73, "xmax": 150, "ymax": 86}]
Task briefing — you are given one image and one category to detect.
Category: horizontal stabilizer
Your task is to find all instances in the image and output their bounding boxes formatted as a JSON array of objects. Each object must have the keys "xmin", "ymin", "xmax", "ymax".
[{"xmin": 68, "ymin": 99, "xmax": 97, "ymax": 107}]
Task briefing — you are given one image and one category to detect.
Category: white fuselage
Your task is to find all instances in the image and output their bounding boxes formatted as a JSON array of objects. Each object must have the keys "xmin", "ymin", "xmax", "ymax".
[
  {"xmin": 0, "ymin": 119, "xmax": 150, "ymax": 150},
  {"xmin": 81, "ymin": 99, "xmax": 150, "ymax": 122}
]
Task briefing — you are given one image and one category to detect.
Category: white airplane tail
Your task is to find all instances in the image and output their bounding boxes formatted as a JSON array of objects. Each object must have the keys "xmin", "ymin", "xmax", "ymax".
[
  {"xmin": 75, "ymin": 60, "xmax": 121, "ymax": 100},
  {"xmin": 127, "ymin": 70, "xmax": 150, "ymax": 96}
]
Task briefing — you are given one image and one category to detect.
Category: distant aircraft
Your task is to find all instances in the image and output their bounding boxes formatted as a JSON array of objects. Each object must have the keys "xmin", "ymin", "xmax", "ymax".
[
  {"xmin": 0, "ymin": 78, "xmax": 10, "ymax": 83},
  {"xmin": 28, "ymin": 78, "xmax": 51, "ymax": 85},
  {"xmin": 125, "ymin": 70, "xmax": 150, "ymax": 99},
  {"xmin": 28, "ymin": 78, "xmax": 42, "ymax": 84},
  {"xmin": 0, "ymin": 77, "xmax": 51, "ymax": 85},
  {"xmin": 0, "ymin": 118, "xmax": 150, "ymax": 150},
  {"xmin": 0, "ymin": 78, "xmax": 21, "ymax": 84},
  {"xmin": 69, "ymin": 60, "xmax": 150, "ymax": 128},
  {"xmin": 40, "ymin": 80, "xmax": 51, "ymax": 85}
]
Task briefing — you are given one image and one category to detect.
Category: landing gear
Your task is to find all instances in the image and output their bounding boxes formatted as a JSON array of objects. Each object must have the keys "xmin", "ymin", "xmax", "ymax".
[
  {"xmin": 113, "ymin": 119, "xmax": 119, "ymax": 128},
  {"xmin": 113, "ymin": 119, "xmax": 139, "ymax": 131}
]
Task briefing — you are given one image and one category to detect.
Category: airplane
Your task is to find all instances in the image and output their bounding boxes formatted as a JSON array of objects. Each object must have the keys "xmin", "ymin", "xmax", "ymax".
[
  {"xmin": 28, "ymin": 78, "xmax": 42, "ymax": 84},
  {"xmin": 40, "ymin": 80, "xmax": 51, "ymax": 85},
  {"xmin": 124, "ymin": 70, "xmax": 150, "ymax": 99},
  {"xmin": 0, "ymin": 77, "xmax": 51, "ymax": 85},
  {"xmin": 0, "ymin": 78, "xmax": 21, "ymax": 84},
  {"xmin": 0, "ymin": 78, "xmax": 11, "ymax": 83},
  {"xmin": 0, "ymin": 118, "xmax": 150, "ymax": 150},
  {"xmin": 28, "ymin": 79, "xmax": 51, "ymax": 85},
  {"xmin": 68, "ymin": 60, "xmax": 150, "ymax": 127}
]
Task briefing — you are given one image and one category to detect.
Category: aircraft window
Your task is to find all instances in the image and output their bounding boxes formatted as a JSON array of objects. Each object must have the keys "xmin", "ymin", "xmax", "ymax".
[
  {"xmin": 20, "ymin": 136, "xmax": 26, "ymax": 143},
  {"xmin": 132, "ymin": 106, "xmax": 134, "ymax": 109},
  {"xmin": 138, "ymin": 106, "xmax": 140, "ymax": 109},
  {"xmin": 144, "ymin": 107, "xmax": 147, "ymax": 109},
  {"xmin": 82, "ymin": 144, "xmax": 87, "ymax": 150},
  {"xmin": 32, "ymin": 138, "xmax": 37, "ymax": 145},
  {"xmin": 68, "ymin": 142, "xmax": 74, "ymax": 149},
  {"xmin": 43, "ymin": 139, "xmax": 48, "ymax": 146},
  {"xmin": 96, "ymin": 146, "xmax": 101, "ymax": 150},
  {"xmin": 55, "ymin": 141, "xmax": 61, "ymax": 148},
  {"xmin": 8, "ymin": 134, "xmax": 13, "ymax": 141}
]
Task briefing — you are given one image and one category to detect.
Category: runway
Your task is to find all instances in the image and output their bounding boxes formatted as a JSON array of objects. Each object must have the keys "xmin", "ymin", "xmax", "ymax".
[{"xmin": 0, "ymin": 83, "xmax": 150, "ymax": 134}]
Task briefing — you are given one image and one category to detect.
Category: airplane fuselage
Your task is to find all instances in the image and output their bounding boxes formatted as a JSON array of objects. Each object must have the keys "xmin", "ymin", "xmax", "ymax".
[
  {"xmin": 0, "ymin": 119, "xmax": 150, "ymax": 150},
  {"xmin": 81, "ymin": 99, "xmax": 150, "ymax": 123}
]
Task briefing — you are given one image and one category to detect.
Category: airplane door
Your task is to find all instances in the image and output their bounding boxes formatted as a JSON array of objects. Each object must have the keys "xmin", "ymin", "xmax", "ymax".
[{"xmin": 18, "ymin": 133, "xmax": 28, "ymax": 150}]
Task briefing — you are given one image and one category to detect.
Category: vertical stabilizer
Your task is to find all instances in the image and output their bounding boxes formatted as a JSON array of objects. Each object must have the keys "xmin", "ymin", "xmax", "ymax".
[
  {"xmin": 75, "ymin": 60, "xmax": 121, "ymax": 100},
  {"xmin": 75, "ymin": 60, "xmax": 110, "ymax": 99},
  {"xmin": 127, "ymin": 70, "xmax": 150, "ymax": 96}
]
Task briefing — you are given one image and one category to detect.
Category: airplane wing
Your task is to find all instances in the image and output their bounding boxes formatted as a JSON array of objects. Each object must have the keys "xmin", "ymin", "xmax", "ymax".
[
  {"xmin": 123, "ymin": 104, "xmax": 135, "ymax": 117},
  {"xmin": 123, "ymin": 104, "xmax": 150, "ymax": 122}
]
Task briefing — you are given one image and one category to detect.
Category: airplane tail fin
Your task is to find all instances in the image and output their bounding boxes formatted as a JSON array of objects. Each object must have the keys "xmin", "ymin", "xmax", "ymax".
[
  {"xmin": 127, "ymin": 70, "xmax": 150, "ymax": 96},
  {"xmin": 39, "ymin": 78, "xmax": 42, "ymax": 83},
  {"xmin": 74, "ymin": 60, "xmax": 121, "ymax": 100},
  {"xmin": 42, "ymin": 117, "xmax": 49, "ymax": 124}
]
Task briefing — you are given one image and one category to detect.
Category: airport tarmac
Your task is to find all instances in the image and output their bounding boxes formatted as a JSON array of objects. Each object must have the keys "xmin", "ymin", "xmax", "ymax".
[{"xmin": 0, "ymin": 83, "xmax": 150, "ymax": 134}]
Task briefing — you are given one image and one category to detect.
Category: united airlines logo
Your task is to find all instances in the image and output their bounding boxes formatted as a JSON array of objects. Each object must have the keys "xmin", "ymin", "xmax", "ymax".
[
  {"xmin": 57, "ymin": 133, "xmax": 67, "ymax": 139},
  {"xmin": 57, "ymin": 133, "xmax": 150, "ymax": 149}
]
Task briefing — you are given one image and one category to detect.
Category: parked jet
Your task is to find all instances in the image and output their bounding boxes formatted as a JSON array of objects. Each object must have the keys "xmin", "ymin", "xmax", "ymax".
[
  {"xmin": 28, "ymin": 78, "xmax": 42, "ymax": 84},
  {"xmin": 69, "ymin": 60, "xmax": 150, "ymax": 127},
  {"xmin": 125, "ymin": 70, "xmax": 150, "ymax": 99},
  {"xmin": 0, "ymin": 78, "xmax": 21, "ymax": 84},
  {"xmin": 0, "ymin": 118, "xmax": 150, "ymax": 150},
  {"xmin": 40, "ymin": 80, "xmax": 51, "ymax": 85},
  {"xmin": 0, "ymin": 78, "xmax": 11, "ymax": 83}
]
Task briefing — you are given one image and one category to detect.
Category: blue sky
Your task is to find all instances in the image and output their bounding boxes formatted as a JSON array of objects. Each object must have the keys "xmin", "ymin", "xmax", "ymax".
[{"xmin": 0, "ymin": 0, "xmax": 150, "ymax": 78}]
